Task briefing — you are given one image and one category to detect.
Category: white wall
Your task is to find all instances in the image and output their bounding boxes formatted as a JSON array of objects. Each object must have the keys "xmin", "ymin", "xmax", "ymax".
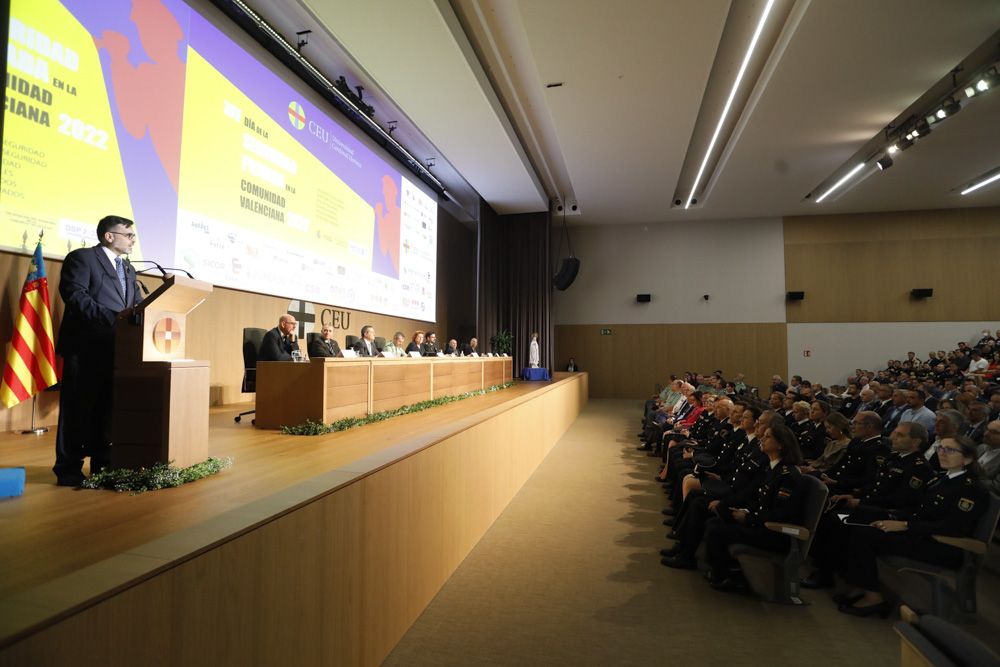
[
  {"xmin": 553, "ymin": 218, "xmax": 786, "ymax": 324},
  {"xmin": 787, "ymin": 322, "xmax": 1000, "ymax": 386}
]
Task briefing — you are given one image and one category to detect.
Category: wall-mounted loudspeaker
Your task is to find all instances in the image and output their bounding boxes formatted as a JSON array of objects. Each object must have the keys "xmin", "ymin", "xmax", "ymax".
[
  {"xmin": 786, "ymin": 291, "xmax": 805, "ymax": 301},
  {"xmin": 636, "ymin": 293, "xmax": 651, "ymax": 303},
  {"xmin": 553, "ymin": 257, "xmax": 581, "ymax": 291},
  {"xmin": 910, "ymin": 288, "xmax": 933, "ymax": 299}
]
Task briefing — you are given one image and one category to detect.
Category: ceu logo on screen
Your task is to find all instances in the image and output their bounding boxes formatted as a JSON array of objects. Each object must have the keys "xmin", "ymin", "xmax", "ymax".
[{"xmin": 287, "ymin": 101, "xmax": 305, "ymax": 129}]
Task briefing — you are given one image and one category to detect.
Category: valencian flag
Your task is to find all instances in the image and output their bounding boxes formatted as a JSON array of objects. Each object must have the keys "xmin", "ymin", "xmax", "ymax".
[{"xmin": 0, "ymin": 242, "xmax": 59, "ymax": 408}]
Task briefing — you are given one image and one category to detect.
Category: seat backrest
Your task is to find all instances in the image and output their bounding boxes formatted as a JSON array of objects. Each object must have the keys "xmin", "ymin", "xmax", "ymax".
[
  {"xmin": 241, "ymin": 327, "xmax": 267, "ymax": 393},
  {"xmin": 345, "ymin": 335, "xmax": 360, "ymax": 349},
  {"xmin": 374, "ymin": 336, "xmax": 386, "ymax": 350},
  {"xmin": 798, "ymin": 474, "xmax": 830, "ymax": 557},
  {"xmin": 973, "ymin": 492, "xmax": 1000, "ymax": 544},
  {"xmin": 306, "ymin": 332, "xmax": 321, "ymax": 348}
]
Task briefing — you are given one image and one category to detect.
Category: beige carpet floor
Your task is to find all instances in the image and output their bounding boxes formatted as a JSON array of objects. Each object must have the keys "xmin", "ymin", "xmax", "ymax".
[{"xmin": 384, "ymin": 399, "xmax": 1000, "ymax": 666}]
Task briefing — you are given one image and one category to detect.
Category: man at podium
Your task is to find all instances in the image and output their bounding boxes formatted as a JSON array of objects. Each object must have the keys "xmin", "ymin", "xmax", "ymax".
[
  {"xmin": 259, "ymin": 314, "xmax": 299, "ymax": 361},
  {"xmin": 54, "ymin": 215, "xmax": 143, "ymax": 486}
]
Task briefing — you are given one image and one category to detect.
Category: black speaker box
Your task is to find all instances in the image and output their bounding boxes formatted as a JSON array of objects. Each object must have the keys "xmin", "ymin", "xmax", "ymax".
[
  {"xmin": 786, "ymin": 291, "xmax": 805, "ymax": 301},
  {"xmin": 910, "ymin": 288, "xmax": 933, "ymax": 299},
  {"xmin": 553, "ymin": 257, "xmax": 580, "ymax": 291},
  {"xmin": 636, "ymin": 293, "xmax": 651, "ymax": 303}
]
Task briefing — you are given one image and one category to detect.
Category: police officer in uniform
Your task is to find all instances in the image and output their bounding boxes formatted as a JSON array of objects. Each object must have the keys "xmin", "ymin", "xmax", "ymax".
[
  {"xmin": 821, "ymin": 411, "xmax": 890, "ymax": 495},
  {"xmin": 701, "ymin": 423, "xmax": 805, "ymax": 590},
  {"xmin": 802, "ymin": 422, "xmax": 934, "ymax": 588},
  {"xmin": 837, "ymin": 435, "xmax": 989, "ymax": 616}
]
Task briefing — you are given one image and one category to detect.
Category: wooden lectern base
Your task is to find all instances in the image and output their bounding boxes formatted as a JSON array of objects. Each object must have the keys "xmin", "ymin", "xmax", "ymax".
[{"xmin": 111, "ymin": 361, "xmax": 209, "ymax": 469}]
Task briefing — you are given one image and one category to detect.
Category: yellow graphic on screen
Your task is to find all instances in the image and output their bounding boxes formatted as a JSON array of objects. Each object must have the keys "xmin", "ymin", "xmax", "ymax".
[
  {"xmin": 2, "ymin": 0, "xmax": 136, "ymax": 257},
  {"xmin": 176, "ymin": 48, "xmax": 374, "ymax": 268}
]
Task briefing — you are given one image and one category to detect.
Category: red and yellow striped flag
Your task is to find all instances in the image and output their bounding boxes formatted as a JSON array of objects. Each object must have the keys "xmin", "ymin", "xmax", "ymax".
[{"xmin": 0, "ymin": 242, "xmax": 59, "ymax": 408}]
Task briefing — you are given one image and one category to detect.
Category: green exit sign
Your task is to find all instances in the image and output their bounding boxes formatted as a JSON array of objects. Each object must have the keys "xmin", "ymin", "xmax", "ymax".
[{"xmin": 600, "ymin": 328, "xmax": 612, "ymax": 335}]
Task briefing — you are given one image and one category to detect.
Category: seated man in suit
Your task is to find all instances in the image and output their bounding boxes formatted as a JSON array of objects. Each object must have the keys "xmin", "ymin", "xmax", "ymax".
[
  {"xmin": 444, "ymin": 338, "xmax": 459, "ymax": 356},
  {"xmin": 258, "ymin": 314, "xmax": 299, "ymax": 361},
  {"xmin": 421, "ymin": 331, "xmax": 440, "ymax": 356},
  {"xmin": 308, "ymin": 325, "xmax": 342, "ymax": 358},
  {"xmin": 461, "ymin": 337, "xmax": 480, "ymax": 357},
  {"xmin": 54, "ymin": 215, "xmax": 143, "ymax": 486},
  {"xmin": 354, "ymin": 325, "xmax": 379, "ymax": 357}
]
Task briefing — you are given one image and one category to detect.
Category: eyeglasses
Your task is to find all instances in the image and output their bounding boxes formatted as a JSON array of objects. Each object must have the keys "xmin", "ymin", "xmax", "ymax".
[
  {"xmin": 938, "ymin": 446, "xmax": 963, "ymax": 455},
  {"xmin": 110, "ymin": 231, "xmax": 137, "ymax": 240}
]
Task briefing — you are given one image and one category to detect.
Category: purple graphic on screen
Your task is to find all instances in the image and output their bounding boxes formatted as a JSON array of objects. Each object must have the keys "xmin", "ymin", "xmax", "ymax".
[
  {"xmin": 187, "ymin": 12, "xmax": 404, "ymax": 278},
  {"xmin": 64, "ymin": 0, "xmax": 191, "ymax": 263}
]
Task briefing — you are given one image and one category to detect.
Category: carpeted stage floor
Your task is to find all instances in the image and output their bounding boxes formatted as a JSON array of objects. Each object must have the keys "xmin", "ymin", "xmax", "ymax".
[{"xmin": 385, "ymin": 399, "xmax": 1000, "ymax": 666}]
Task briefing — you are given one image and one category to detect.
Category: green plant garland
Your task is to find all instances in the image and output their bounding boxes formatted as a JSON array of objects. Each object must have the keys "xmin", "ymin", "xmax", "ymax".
[
  {"xmin": 81, "ymin": 457, "xmax": 234, "ymax": 494},
  {"xmin": 281, "ymin": 382, "xmax": 515, "ymax": 435}
]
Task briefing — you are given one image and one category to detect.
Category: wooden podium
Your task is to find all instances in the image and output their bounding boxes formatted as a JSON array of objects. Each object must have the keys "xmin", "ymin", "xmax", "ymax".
[{"xmin": 110, "ymin": 274, "xmax": 213, "ymax": 469}]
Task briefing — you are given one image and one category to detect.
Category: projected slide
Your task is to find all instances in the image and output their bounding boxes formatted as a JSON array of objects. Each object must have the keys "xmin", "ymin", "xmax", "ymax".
[{"xmin": 1, "ymin": 0, "xmax": 437, "ymax": 320}]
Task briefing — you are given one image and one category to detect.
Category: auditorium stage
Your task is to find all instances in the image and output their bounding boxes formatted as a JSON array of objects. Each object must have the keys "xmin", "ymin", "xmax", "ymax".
[{"xmin": 0, "ymin": 372, "xmax": 588, "ymax": 666}]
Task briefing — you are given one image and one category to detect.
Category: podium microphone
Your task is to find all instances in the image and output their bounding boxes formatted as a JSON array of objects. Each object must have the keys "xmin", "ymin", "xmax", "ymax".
[
  {"xmin": 129, "ymin": 258, "xmax": 168, "ymax": 277},
  {"xmin": 122, "ymin": 257, "xmax": 149, "ymax": 295},
  {"xmin": 129, "ymin": 259, "xmax": 196, "ymax": 280}
]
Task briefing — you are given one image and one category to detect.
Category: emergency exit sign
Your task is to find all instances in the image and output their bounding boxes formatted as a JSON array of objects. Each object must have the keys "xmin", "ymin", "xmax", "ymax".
[{"xmin": 600, "ymin": 328, "xmax": 612, "ymax": 335}]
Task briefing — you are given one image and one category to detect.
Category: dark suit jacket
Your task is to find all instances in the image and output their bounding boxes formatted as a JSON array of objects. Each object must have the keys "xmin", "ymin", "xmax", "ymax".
[
  {"xmin": 57, "ymin": 245, "xmax": 142, "ymax": 356},
  {"xmin": 421, "ymin": 342, "xmax": 440, "ymax": 356},
  {"xmin": 460, "ymin": 344, "xmax": 480, "ymax": 356},
  {"xmin": 308, "ymin": 337, "xmax": 341, "ymax": 358},
  {"xmin": 354, "ymin": 338, "xmax": 379, "ymax": 357},
  {"xmin": 258, "ymin": 327, "xmax": 299, "ymax": 362}
]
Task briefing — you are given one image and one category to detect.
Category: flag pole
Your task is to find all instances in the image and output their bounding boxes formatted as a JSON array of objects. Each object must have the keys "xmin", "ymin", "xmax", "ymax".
[{"xmin": 20, "ymin": 395, "xmax": 48, "ymax": 435}]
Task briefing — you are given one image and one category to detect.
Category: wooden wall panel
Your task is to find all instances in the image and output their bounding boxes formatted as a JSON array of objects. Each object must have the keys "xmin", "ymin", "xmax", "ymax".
[
  {"xmin": 554, "ymin": 323, "xmax": 786, "ymax": 398},
  {"xmin": 784, "ymin": 207, "xmax": 1000, "ymax": 323}
]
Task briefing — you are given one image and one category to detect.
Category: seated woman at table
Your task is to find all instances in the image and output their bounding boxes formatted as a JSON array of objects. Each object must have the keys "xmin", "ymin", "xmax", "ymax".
[
  {"xmin": 406, "ymin": 331, "xmax": 425, "ymax": 356},
  {"xmin": 381, "ymin": 332, "xmax": 408, "ymax": 358},
  {"xmin": 836, "ymin": 435, "xmax": 989, "ymax": 617}
]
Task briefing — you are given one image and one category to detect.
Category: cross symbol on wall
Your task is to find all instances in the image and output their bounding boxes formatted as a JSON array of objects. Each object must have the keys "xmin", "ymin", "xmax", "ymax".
[{"xmin": 287, "ymin": 299, "xmax": 315, "ymax": 339}]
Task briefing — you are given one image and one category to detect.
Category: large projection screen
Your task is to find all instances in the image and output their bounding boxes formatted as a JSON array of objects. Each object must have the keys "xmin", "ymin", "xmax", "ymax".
[{"xmin": 2, "ymin": 0, "xmax": 438, "ymax": 321}]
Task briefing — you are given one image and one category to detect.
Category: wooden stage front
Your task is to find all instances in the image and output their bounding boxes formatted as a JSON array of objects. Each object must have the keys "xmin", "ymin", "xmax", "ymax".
[{"xmin": 0, "ymin": 372, "xmax": 587, "ymax": 666}]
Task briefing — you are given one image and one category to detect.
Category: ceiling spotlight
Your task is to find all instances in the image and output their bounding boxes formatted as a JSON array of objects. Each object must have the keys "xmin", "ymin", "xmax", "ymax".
[
  {"xmin": 876, "ymin": 155, "xmax": 894, "ymax": 171},
  {"xmin": 965, "ymin": 85, "xmax": 977, "ymax": 98},
  {"xmin": 896, "ymin": 135, "xmax": 914, "ymax": 151},
  {"xmin": 913, "ymin": 118, "xmax": 931, "ymax": 138},
  {"xmin": 935, "ymin": 108, "xmax": 947, "ymax": 120},
  {"xmin": 939, "ymin": 97, "xmax": 962, "ymax": 118},
  {"xmin": 886, "ymin": 144, "xmax": 899, "ymax": 155}
]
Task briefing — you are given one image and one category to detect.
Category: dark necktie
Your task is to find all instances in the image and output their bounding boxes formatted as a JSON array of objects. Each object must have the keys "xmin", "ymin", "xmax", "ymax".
[{"xmin": 114, "ymin": 256, "xmax": 127, "ymax": 299}]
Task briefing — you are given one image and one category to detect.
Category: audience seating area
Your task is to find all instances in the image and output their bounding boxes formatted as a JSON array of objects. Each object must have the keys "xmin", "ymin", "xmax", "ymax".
[{"xmin": 639, "ymin": 329, "xmax": 1000, "ymax": 635}]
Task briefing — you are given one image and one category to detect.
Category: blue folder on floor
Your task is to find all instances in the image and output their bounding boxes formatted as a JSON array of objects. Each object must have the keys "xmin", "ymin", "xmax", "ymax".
[{"xmin": 0, "ymin": 468, "xmax": 26, "ymax": 498}]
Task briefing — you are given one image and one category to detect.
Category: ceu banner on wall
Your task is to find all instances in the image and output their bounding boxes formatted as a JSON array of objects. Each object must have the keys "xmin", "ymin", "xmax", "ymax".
[{"xmin": 2, "ymin": 0, "xmax": 438, "ymax": 321}]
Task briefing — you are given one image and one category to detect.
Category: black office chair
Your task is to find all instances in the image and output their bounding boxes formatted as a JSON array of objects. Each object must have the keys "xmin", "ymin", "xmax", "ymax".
[
  {"xmin": 374, "ymin": 336, "xmax": 386, "ymax": 350},
  {"xmin": 345, "ymin": 335, "xmax": 360, "ymax": 350},
  {"xmin": 235, "ymin": 327, "xmax": 267, "ymax": 424},
  {"xmin": 306, "ymin": 332, "xmax": 321, "ymax": 353}
]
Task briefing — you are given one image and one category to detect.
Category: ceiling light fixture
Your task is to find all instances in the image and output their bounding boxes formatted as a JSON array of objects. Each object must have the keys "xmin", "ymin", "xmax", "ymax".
[
  {"xmin": 815, "ymin": 162, "xmax": 866, "ymax": 203},
  {"xmin": 876, "ymin": 155, "xmax": 893, "ymax": 171},
  {"xmin": 939, "ymin": 97, "xmax": 962, "ymax": 119},
  {"xmin": 886, "ymin": 144, "xmax": 899, "ymax": 155},
  {"xmin": 960, "ymin": 169, "xmax": 1000, "ymax": 195},
  {"xmin": 684, "ymin": 0, "xmax": 776, "ymax": 210},
  {"xmin": 896, "ymin": 135, "xmax": 914, "ymax": 151}
]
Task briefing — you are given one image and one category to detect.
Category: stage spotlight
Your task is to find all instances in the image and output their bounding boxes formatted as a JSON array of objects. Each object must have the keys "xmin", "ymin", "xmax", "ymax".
[
  {"xmin": 896, "ymin": 135, "xmax": 913, "ymax": 151},
  {"xmin": 913, "ymin": 118, "xmax": 931, "ymax": 137},
  {"xmin": 940, "ymin": 97, "xmax": 961, "ymax": 118},
  {"xmin": 876, "ymin": 155, "xmax": 893, "ymax": 171},
  {"xmin": 887, "ymin": 144, "xmax": 899, "ymax": 155}
]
